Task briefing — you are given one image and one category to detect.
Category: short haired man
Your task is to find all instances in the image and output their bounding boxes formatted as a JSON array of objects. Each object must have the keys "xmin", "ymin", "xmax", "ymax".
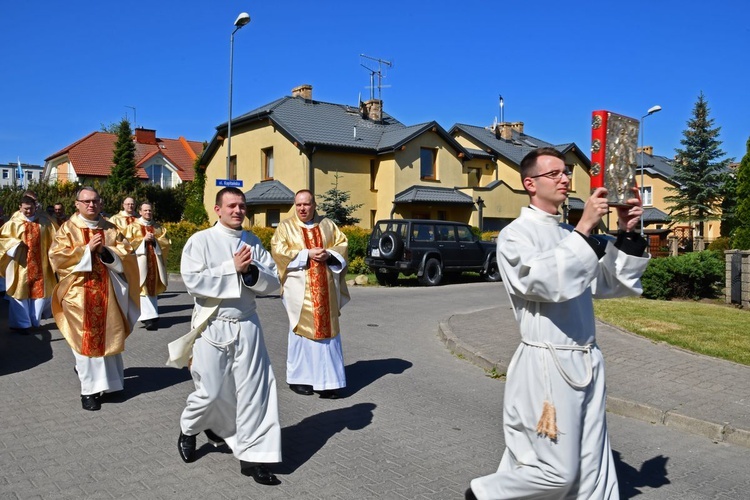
[
  {"xmin": 174, "ymin": 187, "xmax": 282, "ymax": 486},
  {"xmin": 52, "ymin": 203, "xmax": 68, "ymax": 229},
  {"xmin": 271, "ymin": 189, "xmax": 350, "ymax": 399},
  {"xmin": 465, "ymin": 148, "xmax": 649, "ymax": 499},
  {"xmin": 0, "ymin": 196, "xmax": 57, "ymax": 333},
  {"xmin": 108, "ymin": 197, "xmax": 138, "ymax": 232},
  {"xmin": 48, "ymin": 187, "xmax": 140, "ymax": 411},
  {"xmin": 123, "ymin": 202, "xmax": 170, "ymax": 330}
]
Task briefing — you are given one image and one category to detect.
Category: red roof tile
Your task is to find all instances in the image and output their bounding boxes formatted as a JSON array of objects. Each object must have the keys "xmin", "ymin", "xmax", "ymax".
[{"xmin": 46, "ymin": 131, "xmax": 204, "ymax": 182}]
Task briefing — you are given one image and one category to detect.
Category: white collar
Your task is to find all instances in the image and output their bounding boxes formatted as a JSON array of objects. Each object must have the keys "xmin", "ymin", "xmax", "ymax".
[{"xmin": 214, "ymin": 222, "xmax": 243, "ymax": 238}]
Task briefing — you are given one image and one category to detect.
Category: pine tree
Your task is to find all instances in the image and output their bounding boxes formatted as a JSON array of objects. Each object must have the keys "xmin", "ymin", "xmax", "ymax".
[
  {"xmin": 317, "ymin": 172, "xmax": 363, "ymax": 226},
  {"xmin": 730, "ymin": 137, "xmax": 750, "ymax": 249},
  {"xmin": 719, "ymin": 167, "xmax": 738, "ymax": 237},
  {"xmin": 109, "ymin": 118, "xmax": 137, "ymax": 193},
  {"xmin": 664, "ymin": 92, "xmax": 731, "ymax": 239},
  {"xmin": 182, "ymin": 146, "xmax": 209, "ymax": 224}
]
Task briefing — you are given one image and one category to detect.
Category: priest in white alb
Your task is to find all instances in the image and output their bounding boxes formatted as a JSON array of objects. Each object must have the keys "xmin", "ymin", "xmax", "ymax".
[
  {"xmin": 270, "ymin": 189, "xmax": 350, "ymax": 399},
  {"xmin": 174, "ymin": 187, "xmax": 282, "ymax": 486}
]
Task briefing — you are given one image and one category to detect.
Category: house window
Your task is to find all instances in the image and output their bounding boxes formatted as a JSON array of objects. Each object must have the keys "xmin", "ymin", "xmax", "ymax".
[
  {"xmin": 266, "ymin": 209, "xmax": 280, "ymax": 228},
  {"xmin": 262, "ymin": 148, "xmax": 274, "ymax": 179},
  {"xmin": 370, "ymin": 160, "xmax": 378, "ymax": 190},
  {"xmin": 437, "ymin": 210, "xmax": 447, "ymax": 221},
  {"xmin": 2, "ymin": 170, "xmax": 7, "ymax": 179},
  {"xmin": 566, "ymin": 164, "xmax": 574, "ymax": 190},
  {"xmin": 146, "ymin": 164, "xmax": 174, "ymax": 188},
  {"xmin": 420, "ymin": 148, "xmax": 436, "ymax": 179},
  {"xmin": 229, "ymin": 155, "xmax": 237, "ymax": 180},
  {"xmin": 642, "ymin": 186, "xmax": 653, "ymax": 206}
]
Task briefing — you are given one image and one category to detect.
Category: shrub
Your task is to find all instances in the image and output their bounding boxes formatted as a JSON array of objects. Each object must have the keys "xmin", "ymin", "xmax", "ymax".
[
  {"xmin": 163, "ymin": 221, "xmax": 210, "ymax": 274},
  {"xmin": 341, "ymin": 225, "xmax": 371, "ymax": 259},
  {"xmin": 348, "ymin": 255, "xmax": 370, "ymax": 274},
  {"xmin": 250, "ymin": 226, "xmax": 275, "ymax": 251},
  {"xmin": 707, "ymin": 237, "xmax": 731, "ymax": 252},
  {"xmin": 481, "ymin": 230, "xmax": 499, "ymax": 242},
  {"xmin": 642, "ymin": 251, "xmax": 724, "ymax": 300}
]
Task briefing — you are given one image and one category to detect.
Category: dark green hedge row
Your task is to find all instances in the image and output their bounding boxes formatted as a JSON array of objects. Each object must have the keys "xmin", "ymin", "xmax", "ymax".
[{"xmin": 641, "ymin": 251, "xmax": 724, "ymax": 300}]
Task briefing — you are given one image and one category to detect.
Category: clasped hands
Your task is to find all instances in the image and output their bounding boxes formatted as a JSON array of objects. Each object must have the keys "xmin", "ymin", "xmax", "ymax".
[{"xmin": 87, "ymin": 233, "xmax": 107, "ymax": 255}]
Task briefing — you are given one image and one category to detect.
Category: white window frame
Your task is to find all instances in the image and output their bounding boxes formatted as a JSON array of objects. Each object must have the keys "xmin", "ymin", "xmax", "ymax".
[{"xmin": 642, "ymin": 186, "xmax": 653, "ymax": 206}]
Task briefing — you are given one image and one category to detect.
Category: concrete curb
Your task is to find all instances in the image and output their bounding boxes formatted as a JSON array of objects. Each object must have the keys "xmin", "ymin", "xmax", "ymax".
[{"xmin": 437, "ymin": 317, "xmax": 750, "ymax": 449}]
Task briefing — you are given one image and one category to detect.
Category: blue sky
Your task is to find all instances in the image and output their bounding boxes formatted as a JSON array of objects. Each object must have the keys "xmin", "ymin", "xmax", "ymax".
[{"xmin": 2, "ymin": 1, "xmax": 748, "ymax": 169}]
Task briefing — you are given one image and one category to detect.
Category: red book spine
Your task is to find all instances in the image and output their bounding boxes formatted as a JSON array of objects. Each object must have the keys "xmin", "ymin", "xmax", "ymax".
[{"xmin": 590, "ymin": 110, "xmax": 608, "ymax": 192}]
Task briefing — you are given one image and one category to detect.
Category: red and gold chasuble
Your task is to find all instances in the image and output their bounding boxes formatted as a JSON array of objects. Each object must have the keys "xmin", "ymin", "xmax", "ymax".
[
  {"xmin": 140, "ymin": 225, "xmax": 159, "ymax": 296},
  {"xmin": 81, "ymin": 229, "xmax": 110, "ymax": 356},
  {"xmin": 23, "ymin": 221, "xmax": 45, "ymax": 299},
  {"xmin": 302, "ymin": 226, "xmax": 332, "ymax": 339}
]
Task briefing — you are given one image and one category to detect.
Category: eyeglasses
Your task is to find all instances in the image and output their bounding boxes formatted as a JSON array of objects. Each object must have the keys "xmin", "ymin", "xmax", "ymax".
[
  {"xmin": 528, "ymin": 169, "xmax": 572, "ymax": 181},
  {"xmin": 76, "ymin": 199, "xmax": 100, "ymax": 205}
]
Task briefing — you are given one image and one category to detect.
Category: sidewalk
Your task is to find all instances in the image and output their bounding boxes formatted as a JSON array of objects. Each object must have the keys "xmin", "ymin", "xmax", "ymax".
[{"xmin": 438, "ymin": 304, "xmax": 750, "ymax": 449}]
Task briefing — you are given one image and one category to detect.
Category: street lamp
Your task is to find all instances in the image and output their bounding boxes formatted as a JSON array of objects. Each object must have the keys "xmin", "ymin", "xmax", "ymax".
[
  {"xmin": 227, "ymin": 12, "xmax": 251, "ymax": 179},
  {"xmin": 639, "ymin": 104, "xmax": 662, "ymax": 236}
]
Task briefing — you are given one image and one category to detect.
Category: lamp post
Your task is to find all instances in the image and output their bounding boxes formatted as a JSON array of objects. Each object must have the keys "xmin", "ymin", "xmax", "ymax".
[
  {"xmin": 227, "ymin": 12, "xmax": 251, "ymax": 179},
  {"xmin": 639, "ymin": 104, "xmax": 662, "ymax": 236}
]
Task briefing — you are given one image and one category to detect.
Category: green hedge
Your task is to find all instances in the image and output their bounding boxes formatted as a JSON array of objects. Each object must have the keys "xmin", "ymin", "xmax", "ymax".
[{"xmin": 641, "ymin": 251, "xmax": 724, "ymax": 300}]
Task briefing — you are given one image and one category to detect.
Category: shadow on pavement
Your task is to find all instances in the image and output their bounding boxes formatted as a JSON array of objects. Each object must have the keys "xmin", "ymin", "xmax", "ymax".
[
  {"xmin": 0, "ymin": 327, "xmax": 55, "ymax": 376},
  {"xmin": 277, "ymin": 403, "xmax": 377, "ymax": 474},
  {"xmin": 613, "ymin": 449, "xmax": 670, "ymax": 498},
  {"xmin": 343, "ymin": 358, "xmax": 413, "ymax": 396},
  {"xmin": 118, "ymin": 366, "xmax": 191, "ymax": 400}
]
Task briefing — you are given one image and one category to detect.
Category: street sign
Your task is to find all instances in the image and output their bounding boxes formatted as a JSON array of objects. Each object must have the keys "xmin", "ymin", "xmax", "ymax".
[{"xmin": 216, "ymin": 179, "xmax": 243, "ymax": 187}]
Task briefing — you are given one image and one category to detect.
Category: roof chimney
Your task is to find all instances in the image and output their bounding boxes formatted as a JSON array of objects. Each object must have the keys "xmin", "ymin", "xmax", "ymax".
[
  {"xmin": 360, "ymin": 99, "xmax": 382, "ymax": 122},
  {"xmin": 495, "ymin": 122, "xmax": 513, "ymax": 141},
  {"xmin": 637, "ymin": 145, "xmax": 654, "ymax": 156},
  {"xmin": 291, "ymin": 84, "xmax": 313, "ymax": 100},
  {"xmin": 511, "ymin": 121, "xmax": 524, "ymax": 134},
  {"xmin": 135, "ymin": 127, "xmax": 157, "ymax": 145}
]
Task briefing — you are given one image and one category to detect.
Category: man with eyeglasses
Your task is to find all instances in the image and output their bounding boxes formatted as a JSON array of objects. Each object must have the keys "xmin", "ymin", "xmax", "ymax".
[
  {"xmin": 0, "ymin": 196, "xmax": 57, "ymax": 334},
  {"xmin": 108, "ymin": 197, "xmax": 138, "ymax": 232},
  {"xmin": 466, "ymin": 147, "xmax": 649, "ymax": 500},
  {"xmin": 123, "ymin": 202, "xmax": 171, "ymax": 331},
  {"xmin": 48, "ymin": 187, "xmax": 140, "ymax": 411}
]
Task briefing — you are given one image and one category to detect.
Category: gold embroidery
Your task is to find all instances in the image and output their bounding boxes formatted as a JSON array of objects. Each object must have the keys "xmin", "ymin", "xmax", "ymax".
[
  {"xmin": 81, "ymin": 229, "xmax": 109, "ymax": 356},
  {"xmin": 302, "ymin": 226, "xmax": 332, "ymax": 339}
]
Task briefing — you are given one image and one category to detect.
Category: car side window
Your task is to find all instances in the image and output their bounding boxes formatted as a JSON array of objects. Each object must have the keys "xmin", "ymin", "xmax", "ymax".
[
  {"xmin": 436, "ymin": 225, "xmax": 455, "ymax": 242},
  {"xmin": 412, "ymin": 224, "xmax": 434, "ymax": 242},
  {"xmin": 456, "ymin": 226, "xmax": 474, "ymax": 242}
]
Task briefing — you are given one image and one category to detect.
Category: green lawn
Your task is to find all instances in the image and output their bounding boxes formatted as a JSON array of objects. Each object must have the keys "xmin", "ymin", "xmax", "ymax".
[{"xmin": 594, "ymin": 297, "xmax": 750, "ymax": 366}]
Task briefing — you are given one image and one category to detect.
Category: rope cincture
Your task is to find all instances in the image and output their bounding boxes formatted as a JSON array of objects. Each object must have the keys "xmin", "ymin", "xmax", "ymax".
[{"xmin": 523, "ymin": 340, "xmax": 594, "ymax": 441}]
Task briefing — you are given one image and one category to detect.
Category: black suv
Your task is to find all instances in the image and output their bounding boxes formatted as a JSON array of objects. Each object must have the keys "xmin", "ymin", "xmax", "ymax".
[{"xmin": 365, "ymin": 219, "xmax": 501, "ymax": 286}]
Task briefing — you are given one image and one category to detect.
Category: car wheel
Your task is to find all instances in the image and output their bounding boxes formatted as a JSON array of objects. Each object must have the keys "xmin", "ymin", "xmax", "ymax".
[
  {"xmin": 378, "ymin": 232, "xmax": 403, "ymax": 260},
  {"xmin": 483, "ymin": 260, "xmax": 501, "ymax": 282},
  {"xmin": 419, "ymin": 258, "xmax": 443, "ymax": 286},
  {"xmin": 374, "ymin": 269, "xmax": 399, "ymax": 286}
]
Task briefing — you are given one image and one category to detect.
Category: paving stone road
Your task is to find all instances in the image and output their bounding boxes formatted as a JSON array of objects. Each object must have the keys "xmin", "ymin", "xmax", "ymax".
[{"xmin": 1, "ymin": 279, "xmax": 749, "ymax": 499}]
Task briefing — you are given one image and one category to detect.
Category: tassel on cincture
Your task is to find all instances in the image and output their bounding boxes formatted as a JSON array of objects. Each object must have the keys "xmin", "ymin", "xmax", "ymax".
[{"xmin": 536, "ymin": 400, "xmax": 559, "ymax": 441}]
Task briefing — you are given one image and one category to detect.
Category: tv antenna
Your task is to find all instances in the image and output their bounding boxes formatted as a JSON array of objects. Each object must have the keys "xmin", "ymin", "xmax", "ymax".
[{"xmin": 360, "ymin": 54, "xmax": 393, "ymax": 101}]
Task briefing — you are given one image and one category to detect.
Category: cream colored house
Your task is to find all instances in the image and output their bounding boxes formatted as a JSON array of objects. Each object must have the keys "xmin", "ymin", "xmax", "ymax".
[{"xmin": 200, "ymin": 85, "xmax": 589, "ymax": 231}]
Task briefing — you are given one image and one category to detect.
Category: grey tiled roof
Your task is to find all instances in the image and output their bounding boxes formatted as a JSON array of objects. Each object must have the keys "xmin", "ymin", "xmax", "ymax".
[
  {"xmin": 449, "ymin": 124, "xmax": 590, "ymax": 168},
  {"xmin": 202, "ymin": 96, "xmax": 472, "ymax": 163},
  {"xmin": 244, "ymin": 180, "xmax": 295, "ymax": 206},
  {"xmin": 639, "ymin": 153, "xmax": 676, "ymax": 180},
  {"xmin": 643, "ymin": 206, "xmax": 670, "ymax": 223},
  {"xmin": 394, "ymin": 185, "xmax": 474, "ymax": 205}
]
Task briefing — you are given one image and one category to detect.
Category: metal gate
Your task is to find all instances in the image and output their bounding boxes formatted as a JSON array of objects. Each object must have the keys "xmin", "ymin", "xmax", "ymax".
[{"xmin": 731, "ymin": 252, "xmax": 742, "ymax": 304}]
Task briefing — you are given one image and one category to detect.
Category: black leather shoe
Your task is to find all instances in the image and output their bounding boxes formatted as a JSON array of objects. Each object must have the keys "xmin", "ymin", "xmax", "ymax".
[
  {"xmin": 289, "ymin": 384, "xmax": 313, "ymax": 396},
  {"xmin": 178, "ymin": 432, "xmax": 197, "ymax": 463},
  {"xmin": 318, "ymin": 389, "xmax": 340, "ymax": 399},
  {"xmin": 240, "ymin": 463, "xmax": 281, "ymax": 485},
  {"xmin": 204, "ymin": 429, "xmax": 225, "ymax": 447},
  {"xmin": 81, "ymin": 394, "xmax": 101, "ymax": 411},
  {"xmin": 465, "ymin": 487, "xmax": 478, "ymax": 500}
]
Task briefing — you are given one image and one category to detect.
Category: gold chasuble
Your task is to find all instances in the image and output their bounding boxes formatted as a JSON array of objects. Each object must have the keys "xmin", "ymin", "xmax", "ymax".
[
  {"xmin": 271, "ymin": 214, "xmax": 349, "ymax": 341},
  {"xmin": 49, "ymin": 214, "xmax": 140, "ymax": 357},
  {"xmin": 108, "ymin": 211, "xmax": 137, "ymax": 232},
  {"xmin": 123, "ymin": 220, "xmax": 170, "ymax": 297},
  {"xmin": 0, "ymin": 211, "xmax": 57, "ymax": 300}
]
